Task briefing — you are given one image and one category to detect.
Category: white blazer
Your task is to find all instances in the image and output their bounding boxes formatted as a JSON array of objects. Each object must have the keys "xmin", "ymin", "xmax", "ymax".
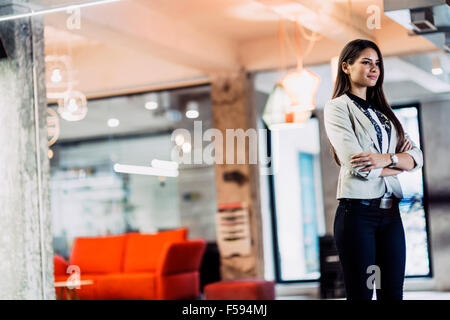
[{"xmin": 324, "ymin": 93, "xmax": 423, "ymax": 200}]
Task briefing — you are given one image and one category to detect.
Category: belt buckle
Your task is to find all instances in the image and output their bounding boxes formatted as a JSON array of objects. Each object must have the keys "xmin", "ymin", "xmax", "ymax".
[{"xmin": 380, "ymin": 198, "xmax": 393, "ymax": 209}]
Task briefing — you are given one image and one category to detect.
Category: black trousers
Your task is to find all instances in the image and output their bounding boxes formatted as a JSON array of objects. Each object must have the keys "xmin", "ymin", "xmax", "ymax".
[{"xmin": 333, "ymin": 199, "xmax": 406, "ymax": 300}]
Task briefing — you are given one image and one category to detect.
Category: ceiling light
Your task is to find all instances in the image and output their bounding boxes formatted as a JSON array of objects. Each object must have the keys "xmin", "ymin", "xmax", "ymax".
[
  {"xmin": 107, "ymin": 118, "xmax": 120, "ymax": 127},
  {"xmin": 186, "ymin": 109, "xmax": 199, "ymax": 119},
  {"xmin": 0, "ymin": 0, "xmax": 120, "ymax": 22},
  {"xmin": 145, "ymin": 93, "xmax": 158, "ymax": 110},
  {"xmin": 151, "ymin": 159, "xmax": 179, "ymax": 171},
  {"xmin": 186, "ymin": 101, "xmax": 199, "ymax": 119},
  {"xmin": 432, "ymin": 68, "xmax": 443, "ymax": 75},
  {"xmin": 51, "ymin": 69, "xmax": 62, "ymax": 83},
  {"xmin": 114, "ymin": 163, "xmax": 179, "ymax": 177},
  {"xmin": 45, "ymin": 55, "xmax": 72, "ymax": 99},
  {"xmin": 145, "ymin": 101, "xmax": 158, "ymax": 110},
  {"xmin": 58, "ymin": 90, "xmax": 87, "ymax": 122},
  {"xmin": 432, "ymin": 57, "xmax": 443, "ymax": 75},
  {"xmin": 67, "ymin": 99, "xmax": 79, "ymax": 112}
]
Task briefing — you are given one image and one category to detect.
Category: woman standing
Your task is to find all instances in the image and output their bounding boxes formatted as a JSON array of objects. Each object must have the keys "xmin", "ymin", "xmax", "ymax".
[{"xmin": 324, "ymin": 39, "xmax": 423, "ymax": 300}]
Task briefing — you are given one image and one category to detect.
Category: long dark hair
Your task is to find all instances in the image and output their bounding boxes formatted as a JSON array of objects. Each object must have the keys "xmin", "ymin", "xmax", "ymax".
[{"xmin": 329, "ymin": 39, "xmax": 406, "ymax": 165}]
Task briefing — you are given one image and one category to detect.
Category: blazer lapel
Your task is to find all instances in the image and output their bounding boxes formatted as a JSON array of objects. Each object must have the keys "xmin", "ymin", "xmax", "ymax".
[{"xmin": 342, "ymin": 94, "xmax": 382, "ymax": 153}]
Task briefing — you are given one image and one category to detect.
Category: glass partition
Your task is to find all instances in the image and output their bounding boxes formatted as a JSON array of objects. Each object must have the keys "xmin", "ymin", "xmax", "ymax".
[{"xmin": 49, "ymin": 86, "xmax": 217, "ymax": 259}]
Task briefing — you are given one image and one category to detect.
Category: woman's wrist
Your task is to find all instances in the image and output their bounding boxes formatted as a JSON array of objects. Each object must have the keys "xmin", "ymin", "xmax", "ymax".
[{"xmin": 383, "ymin": 153, "xmax": 393, "ymax": 168}]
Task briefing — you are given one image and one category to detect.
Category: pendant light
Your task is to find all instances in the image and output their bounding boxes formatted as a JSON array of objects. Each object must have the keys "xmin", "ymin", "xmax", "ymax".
[{"xmin": 263, "ymin": 19, "xmax": 321, "ymax": 129}]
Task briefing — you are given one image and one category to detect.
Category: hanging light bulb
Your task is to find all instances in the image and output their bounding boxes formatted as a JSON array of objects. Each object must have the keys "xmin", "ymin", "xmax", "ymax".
[
  {"xmin": 280, "ymin": 68, "xmax": 321, "ymax": 123},
  {"xmin": 68, "ymin": 98, "xmax": 79, "ymax": 112},
  {"xmin": 45, "ymin": 55, "xmax": 73, "ymax": 100},
  {"xmin": 58, "ymin": 90, "xmax": 88, "ymax": 121},
  {"xmin": 51, "ymin": 68, "xmax": 62, "ymax": 83},
  {"xmin": 263, "ymin": 16, "xmax": 321, "ymax": 129},
  {"xmin": 263, "ymin": 68, "xmax": 321, "ymax": 128},
  {"xmin": 185, "ymin": 101, "xmax": 199, "ymax": 119},
  {"xmin": 145, "ymin": 93, "xmax": 158, "ymax": 110}
]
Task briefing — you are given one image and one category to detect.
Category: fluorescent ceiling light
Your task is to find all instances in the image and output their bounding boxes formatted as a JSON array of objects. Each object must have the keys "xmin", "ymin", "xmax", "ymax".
[
  {"xmin": 0, "ymin": 0, "xmax": 120, "ymax": 22},
  {"xmin": 151, "ymin": 159, "xmax": 179, "ymax": 171},
  {"xmin": 114, "ymin": 163, "xmax": 179, "ymax": 177}
]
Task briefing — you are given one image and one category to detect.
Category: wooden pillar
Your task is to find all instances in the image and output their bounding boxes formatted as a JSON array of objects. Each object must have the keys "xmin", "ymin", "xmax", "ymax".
[{"xmin": 210, "ymin": 69, "xmax": 264, "ymax": 280}]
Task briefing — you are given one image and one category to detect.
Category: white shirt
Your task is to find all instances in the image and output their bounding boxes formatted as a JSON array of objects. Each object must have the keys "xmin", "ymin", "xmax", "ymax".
[{"xmin": 366, "ymin": 107, "xmax": 393, "ymax": 199}]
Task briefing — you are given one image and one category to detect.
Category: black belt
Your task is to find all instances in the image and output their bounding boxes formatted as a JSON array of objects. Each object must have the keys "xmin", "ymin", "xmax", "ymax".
[{"xmin": 340, "ymin": 197, "xmax": 399, "ymax": 209}]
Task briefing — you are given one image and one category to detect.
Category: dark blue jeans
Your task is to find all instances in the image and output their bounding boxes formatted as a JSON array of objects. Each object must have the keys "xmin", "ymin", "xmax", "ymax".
[{"xmin": 333, "ymin": 199, "xmax": 406, "ymax": 300}]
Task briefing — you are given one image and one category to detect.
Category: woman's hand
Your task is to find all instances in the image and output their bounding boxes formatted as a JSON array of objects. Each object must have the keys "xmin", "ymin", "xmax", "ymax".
[
  {"xmin": 398, "ymin": 139, "xmax": 413, "ymax": 153},
  {"xmin": 349, "ymin": 152, "xmax": 391, "ymax": 172}
]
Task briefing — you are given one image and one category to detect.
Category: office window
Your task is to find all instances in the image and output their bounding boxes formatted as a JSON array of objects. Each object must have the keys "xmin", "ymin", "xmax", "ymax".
[{"xmin": 393, "ymin": 104, "xmax": 432, "ymax": 277}]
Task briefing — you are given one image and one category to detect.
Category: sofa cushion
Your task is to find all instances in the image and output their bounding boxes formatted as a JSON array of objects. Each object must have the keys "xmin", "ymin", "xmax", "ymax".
[
  {"xmin": 70, "ymin": 234, "xmax": 127, "ymax": 274},
  {"xmin": 95, "ymin": 273, "xmax": 157, "ymax": 300},
  {"xmin": 123, "ymin": 228, "xmax": 187, "ymax": 273}
]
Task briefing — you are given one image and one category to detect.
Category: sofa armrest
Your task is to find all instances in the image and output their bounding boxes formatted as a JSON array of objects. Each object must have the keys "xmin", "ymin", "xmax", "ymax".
[
  {"xmin": 156, "ymin": 239, "xmax": 206, "ymax": 276},
  {"xmin": 54, "ymin": 254, "xmax": 69, "ymax": 276}
]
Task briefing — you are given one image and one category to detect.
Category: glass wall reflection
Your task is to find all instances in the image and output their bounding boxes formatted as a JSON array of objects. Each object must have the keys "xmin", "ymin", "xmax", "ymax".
[{"xmin": 50, "ymin": 86, "xmax": 218, "ymax": 259}]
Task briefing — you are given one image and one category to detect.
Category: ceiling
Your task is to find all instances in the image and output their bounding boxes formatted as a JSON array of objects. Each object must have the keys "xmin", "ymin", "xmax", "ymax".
[
  {"xmin": 17, "ymin": 0, "xmax": 447, "ymax": 141},
  {"xmin": 51, "ymin": 84, "xmax": 212, "ymax": 142},
  {"xmin": 36, "ymin": 0, "xmax": 442, "ymax": 98}
]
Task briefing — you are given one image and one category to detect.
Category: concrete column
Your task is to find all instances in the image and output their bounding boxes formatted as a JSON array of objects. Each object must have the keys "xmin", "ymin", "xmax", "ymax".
[
  {"xmin": 0, "ymin": 1, "xmax": 54, "ymax": 299},
  {"xmin": 210, "ymin": 69, "xmax": 265, "ymax": 280},
  {"xmin": 420, "ymin": 98, "xmax": 450, "ymax": 291}
]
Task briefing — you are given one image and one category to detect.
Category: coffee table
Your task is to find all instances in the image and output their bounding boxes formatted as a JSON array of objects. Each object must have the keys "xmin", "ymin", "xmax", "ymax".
[{"xmin": 54, "ymin": 280, "xmax": 94, "ymax": 300}]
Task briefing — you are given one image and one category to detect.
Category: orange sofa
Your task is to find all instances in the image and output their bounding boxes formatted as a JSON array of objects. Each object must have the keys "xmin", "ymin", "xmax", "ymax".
[{"xmin": 53, "ymin": 228, "xmax": 206, "ymax": 300}]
